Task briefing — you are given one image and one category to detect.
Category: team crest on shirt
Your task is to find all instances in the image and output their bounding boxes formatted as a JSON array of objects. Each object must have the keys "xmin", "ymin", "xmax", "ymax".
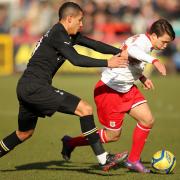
[{"xmin": 110, "ymin": 121, "xmax": 116, "ymax": 127}]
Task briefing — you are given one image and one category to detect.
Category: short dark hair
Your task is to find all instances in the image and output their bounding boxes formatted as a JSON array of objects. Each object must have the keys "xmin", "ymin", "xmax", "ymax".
[
  {"xmin": 149, "ymin": 19, "xmax": 175, "ymax": 40},
  {"xmin": 58, "ymin": 2, "xmax": 83, "ymax": 20}
]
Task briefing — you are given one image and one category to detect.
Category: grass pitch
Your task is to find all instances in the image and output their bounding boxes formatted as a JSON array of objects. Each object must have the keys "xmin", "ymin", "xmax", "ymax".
[{"xmin": 0, "ymin": 74, "xmax": 180, "ymax": 180}]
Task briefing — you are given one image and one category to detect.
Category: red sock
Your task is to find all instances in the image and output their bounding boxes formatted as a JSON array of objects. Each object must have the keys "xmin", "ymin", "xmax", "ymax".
[
  {"xmin": 98, "ymin": 129, "xmax": 108, "ymax": 143},
  {"xmin": 67, "ymin": 135, "xmax": 89, "ymax": 148},
  {"xmin": 128, "ymin": 123, "xmax": 151, "ymax": 162},
  {"xmin": 67, "ymin": 129, "xmax": 108, "ymax": 148}
]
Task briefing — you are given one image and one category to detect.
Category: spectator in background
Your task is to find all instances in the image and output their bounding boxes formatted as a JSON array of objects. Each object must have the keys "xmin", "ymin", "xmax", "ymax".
[
  {"xmin": 106, "ymin": 0, "xmax": 123, "ymax": 20},
  {"xmin": 153, "ymin": 0, "xmax": 180, "ymax": 19},
  {"xmin": 81, "ymin": 0, "xmax": 96, "ymax": 35},
  {"xmin": 0, "ymin": 4, "xmax": 9, "ymax": 33},
  {"xmin": 1, "ymin": 0, "xmax": 180, "ymax": 73},
  {"xmin": 131, "ymin": 1, "xmax": 160, "ymax": 34},
  {"xmin": 26, "ymin": 0, "xmax": 53, "ymax": 37},
  {"xmin": 160, "ymin": 43, "xmax": 180, "ymax": 73},
  {"xmin": 173, "ymin": 51, "xmax": 180, "ymax": 73}
]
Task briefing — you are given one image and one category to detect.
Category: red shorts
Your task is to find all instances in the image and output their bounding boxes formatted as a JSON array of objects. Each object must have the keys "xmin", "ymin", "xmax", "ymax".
[{"xmin": 94, "ymin": 80, "xmax": 147, "ymax": 130}]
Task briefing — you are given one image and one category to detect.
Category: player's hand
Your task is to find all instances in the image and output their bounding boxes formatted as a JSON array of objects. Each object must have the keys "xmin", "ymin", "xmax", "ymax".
[
  {"xmin": 143, "ymin": 79, "xmax": 154, "ymax": 90},
  {"xmin": 120, "ymin": 46, "xmax": 128, "ymax": 59},
  {"xmin": 107, "ymin": 54, "xmax": 128, "ymax": 68},
  {"xmin": 153, "ymin": 60, "xmax": 166, "ymax": 76}
]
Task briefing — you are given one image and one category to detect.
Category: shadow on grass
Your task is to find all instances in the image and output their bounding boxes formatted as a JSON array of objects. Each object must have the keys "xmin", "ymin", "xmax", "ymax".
[
  {"xmin": 0, "ymin": 160, "xmax": 125, "ymax": 176},
  {"xmin": 1, "ymin": 160, "xmax": 165, "ymax": 176}
]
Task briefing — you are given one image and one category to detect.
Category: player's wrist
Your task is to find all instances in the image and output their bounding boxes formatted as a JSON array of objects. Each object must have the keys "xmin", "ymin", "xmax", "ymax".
[
  {"xmin": 152, "ymin": 59, "xmax": 159, "ymax": 64},
  {"xmin": 139, "ymin": 75, "xmax": 146, "ymax": 83}
]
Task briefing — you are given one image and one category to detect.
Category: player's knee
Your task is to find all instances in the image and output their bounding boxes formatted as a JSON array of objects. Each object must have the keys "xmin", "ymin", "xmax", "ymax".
[
  {"xmin": 75, "ymin": 100, "xmax": 93, "ymax": 117},
  {"xmin": 17, "ymin": 130, "xmax": 34, "ymax": 141},
  {"xmin": 76, "ymin": 100, "xmax": 93, "ymax": 116},
  {"xmin": 149, "ymin": 116, "xmax": 155, "ymax": 127},
  {"xmin": 143, "ymin": 116, "xmax": 155, "ymax": 128}
]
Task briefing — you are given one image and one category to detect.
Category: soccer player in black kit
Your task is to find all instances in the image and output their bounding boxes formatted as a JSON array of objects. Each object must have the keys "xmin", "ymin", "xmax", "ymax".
[{"xmin": 0, "ymin": 2, "xmax": 128, "ymax": 171}]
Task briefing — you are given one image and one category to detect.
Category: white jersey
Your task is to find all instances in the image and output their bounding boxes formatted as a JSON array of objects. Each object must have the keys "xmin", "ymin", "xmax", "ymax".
[{"xmin": 101, "ymin": 34, "xmax": 156, "ymax": 93}]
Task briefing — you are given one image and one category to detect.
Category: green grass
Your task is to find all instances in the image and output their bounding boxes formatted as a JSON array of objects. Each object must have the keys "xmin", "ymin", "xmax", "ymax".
[{"xmin": 0, "ymin": 74, "xmax": 180, "ymax": 180}]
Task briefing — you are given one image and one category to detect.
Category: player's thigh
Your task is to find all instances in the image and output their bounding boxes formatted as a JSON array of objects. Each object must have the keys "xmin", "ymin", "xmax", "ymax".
[
  {"xmin": 94, "ymin": 81, "xmax": 126, "ymax": 130},
  {"xmin": 24, "ymin": 84, "xmax": 81, "ymax": 116},
  {"xmin": 129, "ymin": 102, "xmax": 154, "ymax": 126},
  {"xmin": 56, "ymin": 89, "xmax": 81, "ymax": 115},
  {"xmin": 18, "ymin": 102, "xmax": 38, "ymax": 132}
]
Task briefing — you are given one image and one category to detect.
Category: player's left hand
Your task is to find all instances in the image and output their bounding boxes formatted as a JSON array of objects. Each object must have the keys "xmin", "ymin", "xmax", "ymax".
[
  {"xmin": 108, "ymin": 54, "xmax": 128, "ymax": 68},
  {"xmin": 143, "ymin": 79, "xmax": 154, "ymax": 90}
]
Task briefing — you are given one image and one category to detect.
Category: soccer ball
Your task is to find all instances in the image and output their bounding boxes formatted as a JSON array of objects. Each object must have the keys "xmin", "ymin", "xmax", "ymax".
[{"xmin": 151, "ymin": 150, "xmax": 176, "ymax": 174}]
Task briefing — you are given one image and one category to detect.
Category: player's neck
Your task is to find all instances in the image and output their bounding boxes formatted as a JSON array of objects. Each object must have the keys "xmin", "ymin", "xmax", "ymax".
[
  {"xmin": 59, "ymin": 20, "xmax": 71, "ymax": 35},
  {"xmin": 146, "ymin": 33, "xmax": 154, "ymax": 48}
]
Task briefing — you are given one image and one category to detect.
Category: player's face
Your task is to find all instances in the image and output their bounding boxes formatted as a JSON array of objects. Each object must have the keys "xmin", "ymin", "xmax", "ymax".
[
  {"xmin": 69, "ymin": 12, "xmax": 83, "ymax": 35},
  {"xmin": 153, "ymin": 33, "xmax": 172, "ymax": 50}
]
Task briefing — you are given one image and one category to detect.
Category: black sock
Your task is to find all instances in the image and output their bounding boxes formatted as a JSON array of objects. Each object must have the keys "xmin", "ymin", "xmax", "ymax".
[
  {"xmin": 80, "ymin": 115, "xmax": 105, "ymax": 155},
  {"xmin": 0, "ymin": 131, "xmax": 22, "ymax": 158}
]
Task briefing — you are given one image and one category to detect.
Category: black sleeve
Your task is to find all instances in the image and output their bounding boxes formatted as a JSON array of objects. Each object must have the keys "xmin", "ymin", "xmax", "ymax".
[
  {"xmin": 75, "ymin": 33, "xmax": 121, "ymax": 55},
  {"xmin": 50, "ymin": 31, "xmax": 107, "ymax": 67}
]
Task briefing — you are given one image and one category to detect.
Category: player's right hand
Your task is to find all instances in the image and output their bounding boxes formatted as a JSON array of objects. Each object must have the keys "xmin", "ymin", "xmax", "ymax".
[
  {"xmin": 107, "ymin": 54, "xmax": 128, "ymax": 68},
  {"xmin": 153, "ymin": 60, "xmax": 166, "ymax": 76}
]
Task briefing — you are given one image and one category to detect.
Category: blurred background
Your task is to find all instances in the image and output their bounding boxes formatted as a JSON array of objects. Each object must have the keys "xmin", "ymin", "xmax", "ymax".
[
  {"xmin": 0, "ymin": 1, "xmax": 180, "ymax": 179},
  {"xmin": 0, "ymin": 0, "xmax": 180, "ymax": 75}
]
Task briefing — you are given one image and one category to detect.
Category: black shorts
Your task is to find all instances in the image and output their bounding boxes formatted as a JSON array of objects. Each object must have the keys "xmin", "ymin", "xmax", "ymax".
[{"xmin": 16, "ymin": 80, "xmax": 81, "ymax": 131}]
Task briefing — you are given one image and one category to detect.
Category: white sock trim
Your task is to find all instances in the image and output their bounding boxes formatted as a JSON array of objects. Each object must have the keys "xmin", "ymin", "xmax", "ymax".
[
  {"xmin": 137, "ymin": 123, "xmax": 151, "ymax": 131},
  {"xmin": 97, "ymin": 152, "xmax": 108, "ymax": 165},
  {"xmin": 99, "ymin": 129, "xmax": 105, "ymax": 143}
]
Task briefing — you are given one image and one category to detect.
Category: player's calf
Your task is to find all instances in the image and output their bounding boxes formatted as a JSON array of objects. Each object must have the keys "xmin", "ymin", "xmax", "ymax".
[
  {"xmin": 16, "ymin": 130, "xmax": 34, "ymax": 141},
  {"xmin": 0, "ymin": 131, "xmax": 22, "ymax": 158},
  {"xmin": 103, "ymin": 129, "xmax": 121, "ymax": 142}
]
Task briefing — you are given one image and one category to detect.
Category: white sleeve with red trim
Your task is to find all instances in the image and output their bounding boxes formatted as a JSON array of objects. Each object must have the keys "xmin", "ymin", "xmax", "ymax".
[
  {"xmin": 125, "ymin": 34, "xmax": 157, "ymax": 64},
  {"xmin": 101, "ymin": 34, "xmax": 158, "ymax": 93},
  {"xmin": 128, "ymin": 45, "xmax": 155, "ymax": 63}
]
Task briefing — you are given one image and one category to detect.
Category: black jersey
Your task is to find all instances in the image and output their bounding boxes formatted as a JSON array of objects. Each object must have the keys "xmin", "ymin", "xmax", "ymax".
[{"xmin": 21, "ymin": 23, "xmax": 120, "ymax": 84}]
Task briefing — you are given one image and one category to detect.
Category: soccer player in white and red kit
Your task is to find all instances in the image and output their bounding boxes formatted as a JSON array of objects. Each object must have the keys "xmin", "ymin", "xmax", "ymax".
[{"xmin": 61, "ymin": 19, "xmax": 175, "ymax": 173}]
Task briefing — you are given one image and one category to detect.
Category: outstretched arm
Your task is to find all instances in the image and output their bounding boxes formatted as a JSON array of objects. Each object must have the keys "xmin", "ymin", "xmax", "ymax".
[
  {"xmin": 152, "ymin": 59, "xmax": 166, "ymax": 76},
  {"xmin": 128, "ymin": 45, "xmax": 166, "ymax": 76},
  {"xmin": 75, "ymin": 34, "xmax": 121, "ymax": 55},
  {"xmin": 51, "ymin": 33, "xmax": 127, "ymax": 68},
  {"xmin": 59, "ymin": 44, "xmax": 127, "ymax": 68}
]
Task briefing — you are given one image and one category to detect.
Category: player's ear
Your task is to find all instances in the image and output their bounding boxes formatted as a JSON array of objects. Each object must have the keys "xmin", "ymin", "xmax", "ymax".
[
  {"xmin": 67, "ymin": 16, "xmax": 72, "ymax": 23},
  {"xmin": 151, "ymin": 33, "xmax": 158, "ymax": 40}
]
